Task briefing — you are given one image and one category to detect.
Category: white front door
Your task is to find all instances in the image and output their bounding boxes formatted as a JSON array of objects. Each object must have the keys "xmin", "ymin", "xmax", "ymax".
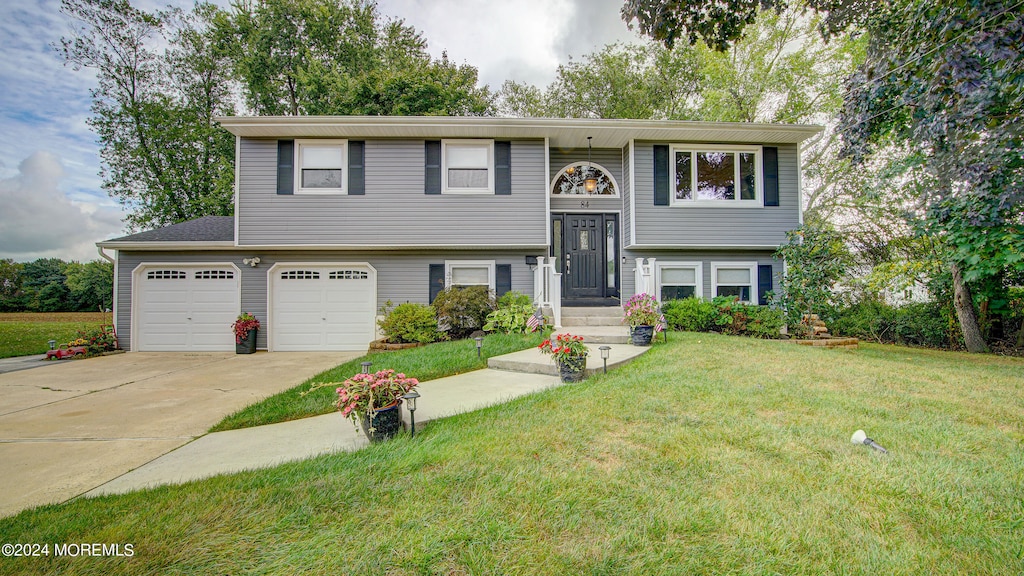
[
  {"xmin": 135, "ymin": 266, "xmax": 239, "ymax": 351},
  {"xmin": 271, "ymin": 265, "xmax": 375, "ymax": 351}
]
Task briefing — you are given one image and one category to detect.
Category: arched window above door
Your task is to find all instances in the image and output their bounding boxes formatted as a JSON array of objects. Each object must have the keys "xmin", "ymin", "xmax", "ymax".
[{"xmin": 550, "ymin": 162, "xmax": 619, "ymax": 196}]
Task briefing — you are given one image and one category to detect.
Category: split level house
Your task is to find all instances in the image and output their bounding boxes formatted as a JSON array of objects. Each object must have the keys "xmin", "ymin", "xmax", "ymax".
[{"xmin": 97, "ymin": 116, "xmax": 822, "ymax": 352}]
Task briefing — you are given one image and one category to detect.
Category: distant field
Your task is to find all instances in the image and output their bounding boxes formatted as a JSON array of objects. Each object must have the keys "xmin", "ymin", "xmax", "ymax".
[{"xmin": 0, "ymin": 312, "xmax": 111, "ymax": 359}]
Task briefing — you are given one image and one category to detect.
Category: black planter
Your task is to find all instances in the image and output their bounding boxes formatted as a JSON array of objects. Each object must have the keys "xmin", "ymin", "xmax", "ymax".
[
  {"xmin": 557, "ymin": 358, "xmax": 586, "ymax": 383},
  {"xmin": 360, "ymin": 401, "xmax": 404, "ymax": 442},
  {"xmin": 236, "ymin": 329, "xmax": 257, "ymax": 354},
  {"xmin": 631, "ymin": 325, "xmax": 654, "ymax": 346}
]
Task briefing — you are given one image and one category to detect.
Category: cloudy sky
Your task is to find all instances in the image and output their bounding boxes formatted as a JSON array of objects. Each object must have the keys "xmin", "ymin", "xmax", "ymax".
[{"xmin": 0, "ymin": 0, "xmax": 639, "ymax": 263}]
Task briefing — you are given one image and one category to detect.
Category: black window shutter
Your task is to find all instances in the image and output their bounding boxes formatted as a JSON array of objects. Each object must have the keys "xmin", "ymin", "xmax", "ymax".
[
  {"xmin": 496, "ymin": 264, "xmax": 512, "ymax": 297},
  {"xmin": 763, "ymin": 147, "xmax": 779, "ymax": 206},
  {"xmin": 425, "ymin": 141, "xmax": 441, "ymax": 195},
  {"xmin": 758, "ymin": 264, "xmax": 773, "ymax": 305},
  {"xmin": 348, "ymin": 141, "xmax": 365, "ymax": 195},
  {"xmin": 495, "ymin": 141, "xmax": 511, "ymax": 195},
  {"xmin": 429, "ymin": 264, "xmax": 444, "ymax": 303},
  {"xmin": 277, "ymin": 140, "xmax": 294, "ymax": 195},
  {"xmin": 653, "ymin": 145, "xmax": 669, "ymax": 206}
]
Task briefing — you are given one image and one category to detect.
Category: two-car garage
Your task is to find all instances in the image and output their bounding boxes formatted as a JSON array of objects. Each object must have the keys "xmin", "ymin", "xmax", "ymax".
[{"xmin": 132, "ymin": 263, "xmax": 375, "ymax": 352}]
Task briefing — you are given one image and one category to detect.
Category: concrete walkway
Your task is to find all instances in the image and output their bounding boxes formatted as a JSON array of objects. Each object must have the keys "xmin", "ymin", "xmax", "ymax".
[
  {"xmin": 86, "ymin": 343, "xmax": 649, "ymax": 498},
  {"xmin": 0, "ymin": 354, "xmax": 48, "ymax": 375}
]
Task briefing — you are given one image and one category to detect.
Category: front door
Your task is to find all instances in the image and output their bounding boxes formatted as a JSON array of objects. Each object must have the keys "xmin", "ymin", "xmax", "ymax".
[{"xmin": 553, "ymin": 214, "xmax": 619, "ymax": 304}]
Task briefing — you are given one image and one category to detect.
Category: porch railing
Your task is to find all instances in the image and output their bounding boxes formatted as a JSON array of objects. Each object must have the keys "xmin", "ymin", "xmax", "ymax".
[{"xmin": 533, "ymin": 257, "xmax": 562, "ymax": 328}]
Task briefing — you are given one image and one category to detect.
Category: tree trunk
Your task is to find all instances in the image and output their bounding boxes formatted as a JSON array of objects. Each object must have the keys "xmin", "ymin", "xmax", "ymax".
[{"xmin": 951, "ymin": 262, "xmax": 990, "ymax": 353}]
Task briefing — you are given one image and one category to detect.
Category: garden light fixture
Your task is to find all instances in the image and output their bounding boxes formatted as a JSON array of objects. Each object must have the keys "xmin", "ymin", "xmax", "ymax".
[
  {"xmin": 361, "ymin": 361, "xmax": 372, "ymax": 374},
  {"xmin": 48, "ymin": 339, "xmax": 57, "ymax": 351},
  {"xmin": 851, "ymin": 429, "xmax": 888, "ymax": 454},
  {"xmin": 599, "ymin": 345, "xmax": 611, "ymax": 373},
  {"xmin": 474, "ymin": 336, "xmax": 484, "ymax": 359},
  {"xmin": 403, "ymin": 390, "xmax": 420, "ymax": 437}
]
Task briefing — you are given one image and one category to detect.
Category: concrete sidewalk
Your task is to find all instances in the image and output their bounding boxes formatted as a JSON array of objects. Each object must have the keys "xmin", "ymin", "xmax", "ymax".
[{"xmin": 86, "ymin": 343, "xmax": 649, "ymax": 498}]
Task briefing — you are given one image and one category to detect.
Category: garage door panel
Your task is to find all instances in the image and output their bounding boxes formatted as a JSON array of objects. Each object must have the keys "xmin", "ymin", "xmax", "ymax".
[
  {"xmin": 272, "ymin": 266, "xmax": 374, "ymax": 351},
  {"xmin": 136, "ymin": 266, "xmax": 238, "ymax": 352}
]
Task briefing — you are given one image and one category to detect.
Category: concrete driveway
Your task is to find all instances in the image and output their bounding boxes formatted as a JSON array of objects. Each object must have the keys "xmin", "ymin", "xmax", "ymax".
[{"xmin": 0, "ymin": 351, "xmax": 354, "ymax": 518}]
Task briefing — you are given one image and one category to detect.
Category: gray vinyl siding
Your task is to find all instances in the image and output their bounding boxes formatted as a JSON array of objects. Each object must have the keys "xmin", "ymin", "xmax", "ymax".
[
  {"xmin": 620, "ymin": 249, "xmax": 781, "ymax": 301},
  {"xmin": 630, "ymin": 142, "xmax": 800, "ymax": 247},
  {"xmin": 116, "ymin": 250, "xmax": 537, "ymax": 350},
  {"xmin": 548, "ymin": 147, "xmax": 625, "ymax": 214},
  {"xmin": 237, "ymin": 138, "xmax": 547, "ymax": 247}
]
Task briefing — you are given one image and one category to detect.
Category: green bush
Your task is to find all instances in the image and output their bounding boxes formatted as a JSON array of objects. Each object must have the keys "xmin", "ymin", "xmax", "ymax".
[
  {"xmin": 743, "ymin": 305, "xmax": 785, "ymax": 339},
  {"xmin": 433, "ymin": 286, "xmax": 496, "ymax": 339},
  {"xmin": 484, "ymin": 304, "xmax": 538, "ymax": 334},
  {"xmin": 662, "ymin": 297, "xmax": 718, "ymax": 332},
  {"xmin": 377, "ymin": 302, "xmax": 440, "ymax": 344},
  {"xmin": 497, "ymin": 290, "xmax": 532, "ymax": 308},
  {"xmin": 831, "ymin": 300, "xmax": 959, "ymax": 349}
]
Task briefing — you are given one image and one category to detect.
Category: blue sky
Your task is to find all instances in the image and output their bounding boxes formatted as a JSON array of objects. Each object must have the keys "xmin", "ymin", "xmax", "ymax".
[{"xmin": 0, "ymin": 0, "xmax": 634, "ymax": 263}]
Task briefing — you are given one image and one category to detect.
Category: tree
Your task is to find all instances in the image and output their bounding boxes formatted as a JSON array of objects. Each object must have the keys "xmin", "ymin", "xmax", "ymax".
[
  {"xmin": 0, "ymin": 259, "xmax": 26, "ymax": 312},
  {"xmin": 220, "ymin": 0, "xmax": 492, "ymax": 116},
  {"xmin": 773, "ymin": 224, "xmax": 853, "ymax": 335},
  {"xmin": 20, "ymin": 259, "xmax": 70, "ymax": 312},
  {"xmin": 57, "ymin": 0, "xmax": 236, "ymax": 231},
  {"xmin": 64, "ymin": 260, "xmax": 114, "ymax": 311},
  {"xmin": 622, "ymin": 0, "xmax": 1023, "ymax": 352}
]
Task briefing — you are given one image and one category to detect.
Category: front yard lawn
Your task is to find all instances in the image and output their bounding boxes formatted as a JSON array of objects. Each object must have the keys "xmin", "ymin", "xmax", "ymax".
[
  {"xmin": 210, "ymin": 332, "xmax": 548, "ymax": 432},
  {"xmin": 0, "ymin": 312, "xmax": 110, "ymax": 359},
  {"xmin": 2, "ymin": 333, "xmax": 1021, "ymax": 575}
]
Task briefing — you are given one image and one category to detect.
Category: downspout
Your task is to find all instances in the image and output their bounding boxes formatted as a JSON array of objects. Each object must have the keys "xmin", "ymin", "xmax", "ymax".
[{"xmin": 97, "ymin": 246, "xmax": 118, "ymax": 338}]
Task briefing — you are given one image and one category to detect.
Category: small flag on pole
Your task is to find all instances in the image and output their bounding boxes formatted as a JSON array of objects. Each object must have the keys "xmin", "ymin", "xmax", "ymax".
[
  {"xmin": 654, "ymin": 314, "xmax": 666, "ymax": 334},
  {"xmin": 527, "ymin": 308, "xmax": 544, "ymax": 332}
]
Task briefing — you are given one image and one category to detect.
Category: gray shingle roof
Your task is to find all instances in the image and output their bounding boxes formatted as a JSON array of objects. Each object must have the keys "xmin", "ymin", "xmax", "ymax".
[{"xmin": 106, "ymin": 216, "xmax": 234, "ymax": 243}]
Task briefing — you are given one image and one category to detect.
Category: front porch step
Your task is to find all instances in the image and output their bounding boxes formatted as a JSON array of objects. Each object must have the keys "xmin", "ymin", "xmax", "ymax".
[
  {"xmin": 553, "ymin": 326, "xmax": 631, "ymax": 345},
  {"xmin": 560, "ymin": 306, "xmax": 623, "ymax": 327},
  {"xmin": 487, "ymin": 342, "xmax": 648, "ymax": 377}
]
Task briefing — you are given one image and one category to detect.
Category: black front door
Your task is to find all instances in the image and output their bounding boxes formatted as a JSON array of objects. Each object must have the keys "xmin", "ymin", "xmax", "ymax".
[{"xmin": 553, "ymin": 214, "xmax": 619, "ymax": 303}]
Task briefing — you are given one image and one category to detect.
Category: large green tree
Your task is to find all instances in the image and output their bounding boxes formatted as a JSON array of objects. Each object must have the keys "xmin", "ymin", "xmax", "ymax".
[
  {"xmin": 219, "ymin": 0, "xmax": 492, "ymax": 116},
  {"xmin": 623, "ymin": 0, "xmax": 1023, "ymax": 352},
  {"xmin": 58, "ymin": 0, "xmax": 236, "ymax": 232}
]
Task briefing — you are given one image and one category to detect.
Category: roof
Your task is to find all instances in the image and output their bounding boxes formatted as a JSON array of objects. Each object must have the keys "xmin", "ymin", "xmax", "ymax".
[
  {"xmin": 99, "ymin": 216, "xmax": 234, "ymax": 248},
  {"xmin": 215, "ymin": 116, "xmax": 823, "ymax": 148}
]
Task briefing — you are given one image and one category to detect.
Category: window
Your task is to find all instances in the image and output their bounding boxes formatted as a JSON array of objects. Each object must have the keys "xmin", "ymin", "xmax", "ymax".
[
  {"xmin": 657, "ymin": 262, "xmax": 703, "ymax": 301},
  {"xmin": 445, "ymin": 260, "xmax": 496, "ymax": 290},
  {"xmin": 296, "ymin": 139, "xmax": 346, "ymax": 194},
  {"xmin": 672, "ymin": 145, "xmax": 760, "ymax": 204},
  {"xmin": 280, "ymin": 270, "xmax": 320, "ymax": 280},
  {"xmin": 147, "ymin": 270, "xmax": 186, "ymax": 280},
  {"xmin": 712, "ymin": 263, "xmax": 757, "ymax": 303},
  {"xmin": 443, "ymin": 140, "xmax": 493, "ymax": 194},
  {"xmin": 551, "ymin": 163, "xmax": 619, "ymax": 196},
  {"xmin": 195, "ymin": 270, "xmax": 234, "ymax": 280}
]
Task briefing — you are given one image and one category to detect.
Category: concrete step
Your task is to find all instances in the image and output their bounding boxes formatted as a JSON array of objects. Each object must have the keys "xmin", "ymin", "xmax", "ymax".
[
  {"xmin": 560, "ymin": 306, "xmax": 623, "ymax": 327},
  {"xmin": 554, "ymin": 326, "xmax": 631, "ymax": 345},
  {"xmin": 487, "ymin": 342, "xmax": 649, "ymax": 377}
]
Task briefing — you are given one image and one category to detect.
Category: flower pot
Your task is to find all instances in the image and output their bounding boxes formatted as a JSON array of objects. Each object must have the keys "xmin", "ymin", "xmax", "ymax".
[
  {"xmin": 631, "ymin": 325, "xmax": 654, "ymax": 346},
  {"xmin": 557, "ymin": 358, "xmax": 586, "ymax": 383},
  {"xmin": 236, "ymin": 329, "xmax": 257, "ymax": 354},
  {"xmin": 359, "ymin": 401, "xmax": 404, "ymax": 442}
]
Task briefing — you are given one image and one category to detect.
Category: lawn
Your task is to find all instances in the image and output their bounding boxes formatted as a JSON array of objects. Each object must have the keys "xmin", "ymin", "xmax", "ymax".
[
  {"xmin": 211, "ymin": 332, "xmax": 548, "ymax": 432},
  {"xmin": 1, "ymin": 333, "xmax": 1021, "ymax": 575},
  {"xmin": 0, "ymin": 312, "xmax": 111, "ymax": 359}
]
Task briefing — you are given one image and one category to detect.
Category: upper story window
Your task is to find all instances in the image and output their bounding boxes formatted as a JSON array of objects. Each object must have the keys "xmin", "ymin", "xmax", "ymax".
[
  {"xmin": 551, "ymin": 163, "xmax": 619, "ymax": 196},
  {"xmin": 672, "ymin": 145, "xmax": 761, "ymax": 205},
  {"xmin": 297, "ymin": 139, "xmax": 347, "ymax": 195},
  {"xmin": 443, "ymin": 140, "xmax": 494, "ymax": 194}
]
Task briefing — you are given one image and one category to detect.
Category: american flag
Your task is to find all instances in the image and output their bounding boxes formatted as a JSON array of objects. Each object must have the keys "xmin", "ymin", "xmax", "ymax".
[
  {"xmin": 527, "ymin": 308, "xmax": 544, "ymax": 332},
  {"xmin": 654, "ymin": 314, "xmax": 666, "ymax": 334}
]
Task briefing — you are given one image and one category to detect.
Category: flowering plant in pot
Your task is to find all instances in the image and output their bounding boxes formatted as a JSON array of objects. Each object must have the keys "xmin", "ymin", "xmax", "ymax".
[
  {"xmin": 621, "ymin": 293, "xmax": 665, "ymax": 346},
  {"xmin": 538, "ymin": 333, "xmax": 589, "ymax": 382},
  {"xmin": 334, "ymin": 369, "xmax": 420, "ymax": 442},
  {"xmin": 232, "ymin": 312, "xmax": 260, "ymax": 354}
]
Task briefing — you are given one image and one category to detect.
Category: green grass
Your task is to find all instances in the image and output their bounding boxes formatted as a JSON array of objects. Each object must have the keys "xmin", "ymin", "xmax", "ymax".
[
  {"xmin": 0, "ymin": 312, "xmax": 110, "ymax": 359},
  {"xmin": 2, "ymin": 333, "xmax": 1022, "ymax": 575},
  {"xmin": 210, "ymin": 332, "xmax": 548, "ymax": 432}
]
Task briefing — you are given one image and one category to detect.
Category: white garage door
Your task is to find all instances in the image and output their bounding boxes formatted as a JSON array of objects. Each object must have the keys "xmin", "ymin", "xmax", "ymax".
[
  {"xmin": 135, "ymin": 266, "xmax": 239, "ymax": 351},
  {"xmin": 271, "ymin": 265, "xmax": 375, "ymax": 351}
]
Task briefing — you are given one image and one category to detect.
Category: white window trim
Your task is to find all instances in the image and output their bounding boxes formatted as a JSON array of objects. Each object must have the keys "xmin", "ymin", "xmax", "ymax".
[
  {"xmin": 711, "ymin": 262, "xmax": 758, "ymax": 303},
  {"xmin": 442, "ymin": 139, "xmax": 494, "ymax": 195},
  {"xmin": 295, "ymin": 139, "xmax": 347, "ymax": 195},
  {"xmin": 656, "ymin": 261, "xmax": 703, "ymax": 301},
  {"xmin": 445, "ymin": 260, "xmax": 496, "ymax": 290},
  {"xmin": 669, "ymin": 144, "xmax": 762, "ymax": 207},
  {"xmin": 549, "ymin": 162, "xmax": 621, "ymax": 197}
]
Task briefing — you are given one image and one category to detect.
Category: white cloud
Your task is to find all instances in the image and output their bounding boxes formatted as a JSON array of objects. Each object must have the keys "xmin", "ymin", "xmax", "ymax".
[{"xmin": 0, "ymin": 151, "xmax": 123, "ymax": 263}]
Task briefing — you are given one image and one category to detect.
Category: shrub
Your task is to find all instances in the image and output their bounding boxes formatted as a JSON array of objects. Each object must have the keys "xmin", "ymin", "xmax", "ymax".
[
  {"xmin": 662, "ymin": 297, "xmax": 717, "ymax": 332},
  {"xmin": 377, "ymin": 301, "xmax": 440, "ymax": 344},
  {"xmin": 831, "ymin": 300, "xmax": 959, "ymax": 349},
  {"xmin": 497, "ymin": 290, "xmax": 532, "ymax": 308},
  {"xmin": 73, "ymin": 325, "xmax": 119, "ymax": 355},
  {"xmin": 484, "ymin": 303, "xmax": 542, "ymax": 334},
  {"xmin": 433, "ymin": 285, "xmax": 496, "ymax": 339},
  {"xmin": 743, "ymin": 305, "xmax": 785, "ymax": 339}
]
